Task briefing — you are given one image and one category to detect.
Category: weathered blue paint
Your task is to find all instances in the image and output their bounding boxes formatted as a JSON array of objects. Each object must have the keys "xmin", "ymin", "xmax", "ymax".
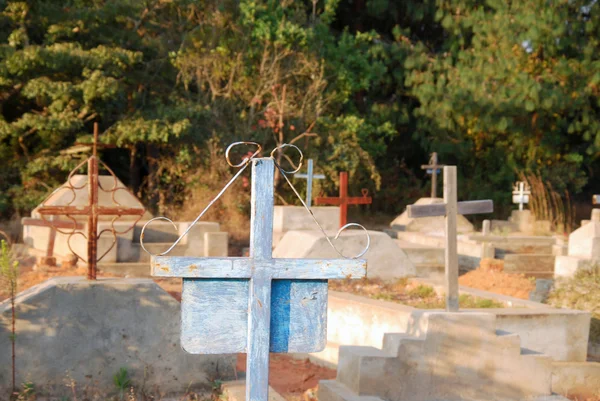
[
  {"xmin": 151, "ymin": 157, "xmax": 367, "ymax": 401},
  {"xmin": 180, "ymin": 278, "xmax": 327, "ymax": 354}
]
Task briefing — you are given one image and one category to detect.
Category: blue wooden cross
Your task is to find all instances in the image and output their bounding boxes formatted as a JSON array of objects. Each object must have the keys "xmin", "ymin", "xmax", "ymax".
[
  {"xmin": 151, "ymin": 157, "xmax": 367, "ymax": 401},
  {"xmin": 294, "ymin": 159, "xmax": 325, "ymax": 207}
]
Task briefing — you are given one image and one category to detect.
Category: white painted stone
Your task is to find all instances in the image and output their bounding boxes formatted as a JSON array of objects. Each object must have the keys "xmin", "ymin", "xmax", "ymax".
[
  {"xmin": 204, "ymin": 231, "xmax": 228, "ymax": 256},
  {"xmin": 390, "ymin": 198, "xmax": 474, "ymax": 234},
  {"xmin": 273, "ymin": 230, "xmax": 415, "ymax": 279},
  {"xmin": 554, "ymin": 256, "xmax": 596, "ymax": 278},
  {"xmin": 509, "ymin": 209, "xmax": 535, "ymax": 233},
  {"xmin": 272, "ymin": 206, "xmax": 340, "ymax": 246},
  {"xmin": 0, "ymin": 277, "xmax": 235, "ymax": 396},
  {"xmin": 568, "ymin": 221, "xmax": 600, "ymax": 259},
  {"xmin": 591, "ymin": 209, "xmax": 600, "ymax": 222}
]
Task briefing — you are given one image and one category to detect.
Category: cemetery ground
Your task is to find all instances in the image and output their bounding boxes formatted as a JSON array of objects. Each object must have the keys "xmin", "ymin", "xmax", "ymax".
[{"xmin": 2, "ymin": 251, "xmax": 599, "ymax": 401}]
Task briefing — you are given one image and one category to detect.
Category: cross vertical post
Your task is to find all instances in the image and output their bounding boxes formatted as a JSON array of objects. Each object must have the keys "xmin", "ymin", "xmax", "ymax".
[
  {"xmin": 512, "ymin": 182, "xmax": 530, "ymax": 211},
  {"xmin": 407, "ymin": 166, "xmax": 493, "ymax": 312},
  {"xmin": 314, "ymin": 172, "xmax": 372, "ymax": 228},
  {"xmin": 444, "ymin": 167, "xmax": 459, "ymax": 311},
  {"xmin": 247, "ymin": 158, "xmax": 274, "ymax": 401},
  {"xmin": 421, "ymin": 152, "xmax": 444, "ymax": 198},
  {"xmin": 35, "ymin": 122, "xmax": 145, "ymax": 280},
  {"xmin": 294, "ymin": 159, "xmax": 325, "ymax": 208},
  {"xmin": 149, "ymin": 148, "xmax": 368, "ymax": 401}
]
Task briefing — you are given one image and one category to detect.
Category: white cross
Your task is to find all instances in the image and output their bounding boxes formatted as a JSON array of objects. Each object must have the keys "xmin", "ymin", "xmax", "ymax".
[
  {"xmin": 512, "ymin": 181, "xmax": 530, "ymax": 211},
  {"xmin": 151, "ymin": 158, "xmax": 366, "ymax": 401},
  {"xmin": 294, "ymin": 159, "xmax": 325, "ymax": 207},
  {"xmin": 407, "ymin": 166, "xmax": 493, "ymax": 312}
]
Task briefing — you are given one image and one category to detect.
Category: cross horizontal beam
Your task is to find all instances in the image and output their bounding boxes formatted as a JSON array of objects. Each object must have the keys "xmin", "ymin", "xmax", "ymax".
[
  {"xmin": 407, "ymin": 200, "xmax": 493, "ymax": 218},
  {"xmin": 315, "ymin": 196, "xmax": 372, "ymax": 206},
  {"xmin": 36, "ymin": 205, "xmax": 145, "ymax": 216},
  {"xmin": 22, "ymin": 217, "xmax": 83, "ymax": 230},
  {"xmin": 151, "ymin": 256, "xmax": 366, "ymax": 279}
]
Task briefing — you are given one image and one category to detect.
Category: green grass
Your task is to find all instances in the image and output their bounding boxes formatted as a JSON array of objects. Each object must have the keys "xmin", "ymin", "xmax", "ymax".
[
  {"xmin": 547, "ymin": 266, "xmax": 600, "ymax": 343},
  {"xmin": 330, "ymin": 278, "xmax": 507, "ymax": 309}
]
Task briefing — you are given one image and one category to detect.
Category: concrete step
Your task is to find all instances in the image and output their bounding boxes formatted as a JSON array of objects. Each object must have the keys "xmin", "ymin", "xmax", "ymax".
[
  {"xmin": 318, "ymin": 380, "xmax": 384, "ymax": 401},
  {"xmin": 337, "ymin": 346, "xmax": 392, "ymax": 395},
  {"xmin": 222, "ymin": 380, "xmax": 285, "ymax": 401},
  {"xmin": 395, "ymin": 239, "xmax": 444, "ymax": 264}
]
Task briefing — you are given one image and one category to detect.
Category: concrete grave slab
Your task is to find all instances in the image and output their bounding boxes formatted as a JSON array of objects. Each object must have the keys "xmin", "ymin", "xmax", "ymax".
[
  {"xmin": 0, "ymin": 277, "xmax": 235, "ymax": 396},
  {"xmin": 390, "ymin": 197, "xmax": 474, "ymax": 234},
  {"xmin": 320, "ymin": 312, "xmax": 561, "ymax": 401},
  {"xmin": 272, "ymin": 206, "xmax": 340, "ymax": 246},
  {"xmin": 273, "ymin": 230, "xmax": 415, "ymax": 279},
  {"xmin": 567, "ymin": 221, "xmax": 600, "ymax": 259}
]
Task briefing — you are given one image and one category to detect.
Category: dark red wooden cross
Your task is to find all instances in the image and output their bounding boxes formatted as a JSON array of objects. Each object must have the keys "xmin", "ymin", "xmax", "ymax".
[{"xmin": 314, "ymin": 171, "xmax": 372, "ymax": 228}]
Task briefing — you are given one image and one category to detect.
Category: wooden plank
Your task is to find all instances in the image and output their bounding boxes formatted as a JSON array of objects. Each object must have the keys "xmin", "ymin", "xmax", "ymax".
[
  {"xmin": 407, "ymin": 200, "xmax": 493, "ymax": 218},
  {"xmin": 444, "ymin": 166, "xmax": 459, "ymax": 312},
  {"xmin": 151, "ymin": 257, "xmax": 366, "ymax": 279},
  {"xmin": 180, "ymin": 278, "xmax": 328, "ymax": 354},
  {"xmin": 247, "ymin": 158, "xmax": 273, "ymax": 401},
  {"xmin": 457, "ymin": 200, "xmax": 493, "ymax": 215},
  {"xmin": 271, "ymin": 259, "xmax": 366, "ymax": 279},
  {"xmin": 151, "ymin": 256, "xmax": 248, "ymax": 277},
  {"xmin": 407, "ymin": 203, "xmax": 447, "ymax": 218}
]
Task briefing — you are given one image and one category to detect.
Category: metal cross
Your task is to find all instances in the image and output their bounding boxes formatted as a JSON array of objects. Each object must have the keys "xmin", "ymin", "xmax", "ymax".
[
  {"xmin": 35, "ymin": 123, "xmax": 145, "ymax": 280},
  {"xmin": 407, "ymin": 166, "xmax": 493, "ymax": 312},
  {"xmin": 512, "ymin": 181, "xmax": 531, "ymax": 211},
  {"xmin": 294, "ymin": 159, "xmax": 325, "ymax": 208},
  {"xmin": 150, "ymin": 157, "xmax": 366, "ymax": 401},
  {"xmin": 421, "ymin": 152, "xmax": 445, "ymax": 198},
  {"xmin": 314, "ymin": 172, "xmax": 372, "ymax": 227}
]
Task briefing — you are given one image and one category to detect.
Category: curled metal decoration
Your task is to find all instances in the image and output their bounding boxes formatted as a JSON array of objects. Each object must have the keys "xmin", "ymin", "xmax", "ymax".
[
  {"xmin": 270, "ymin": 143, "xmax": 304, "ymax": 174},
  {"xmin": 36, "ymin": 156, "xmax": 144, "ymax": 265},
  {"xmin": 141, "ymin": 142, "xmax": 370, "ymax": 260},
  {"xmin": 226, "ymin": 141, "xmax": 262, "ymax": 167}
]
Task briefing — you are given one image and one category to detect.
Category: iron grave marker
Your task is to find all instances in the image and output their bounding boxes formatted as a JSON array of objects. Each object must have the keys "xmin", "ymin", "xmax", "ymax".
[{"xmin": 146, "ymin": 143, "xmax": 368, "ymax": 401}]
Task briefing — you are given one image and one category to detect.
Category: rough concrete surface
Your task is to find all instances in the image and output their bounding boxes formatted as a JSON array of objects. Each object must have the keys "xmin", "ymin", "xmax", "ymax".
[
  {"xmin": 273, "ymin": 230, "xmax": 415, "ymax": 279},
  {"xmin": 0, "ymin": 277, "xmax": 235, "ymax": 397},
  {"xmin": 302, "ymin": 290, "xmax": 590, "ymax": 367},
  {"xmin": 320, "ymin": 312, "xmax": 557, "ymax": 401},
  {"xmin": 272, "ymin": 206, "xmax": 340, "ymax": 246}
]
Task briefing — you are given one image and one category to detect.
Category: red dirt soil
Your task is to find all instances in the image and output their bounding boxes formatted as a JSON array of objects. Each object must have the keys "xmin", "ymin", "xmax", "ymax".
[
  {"xmin": 237, "ymin": 353, "xmax": 335, "ymax": 401},
  {"xmin": 458, "ymin": 258, "xmax": 535, "ymax": 300}
]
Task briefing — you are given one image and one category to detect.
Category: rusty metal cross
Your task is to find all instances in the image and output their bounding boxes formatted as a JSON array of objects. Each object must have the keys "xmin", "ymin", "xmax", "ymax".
[
  {"xmin": 314, "ymin": 171, "xmax": 372, "ymax": 227},
  {"xmin": 35, "ymin": 123, "xmax": 145, "ymax": 280}
]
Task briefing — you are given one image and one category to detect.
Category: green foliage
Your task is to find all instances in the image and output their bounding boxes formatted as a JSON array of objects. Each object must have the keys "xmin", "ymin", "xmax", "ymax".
[
  {"xmin": 0, "ymin": 0, "xmax": 598, "ymax": 219},
  {"xmin": 0, "ymin": 240, "xmax": 18, "ymax": 297},
  {"xmin": 113, "ymin": 367, "xmax": 131, "ymax": 399},
  {"xmin": 548, "ymin": 265, "xmax": 600, "ymax": 343}
]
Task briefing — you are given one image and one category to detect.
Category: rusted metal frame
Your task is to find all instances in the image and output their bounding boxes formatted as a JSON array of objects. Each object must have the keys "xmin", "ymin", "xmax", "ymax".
[
  {"xmin": 314, "ymin": 171, "xmax": 372, "ymax": 227},
  {"xmin": 21, "ymin": 218, "xmax": 83, "ymax": 258}
]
